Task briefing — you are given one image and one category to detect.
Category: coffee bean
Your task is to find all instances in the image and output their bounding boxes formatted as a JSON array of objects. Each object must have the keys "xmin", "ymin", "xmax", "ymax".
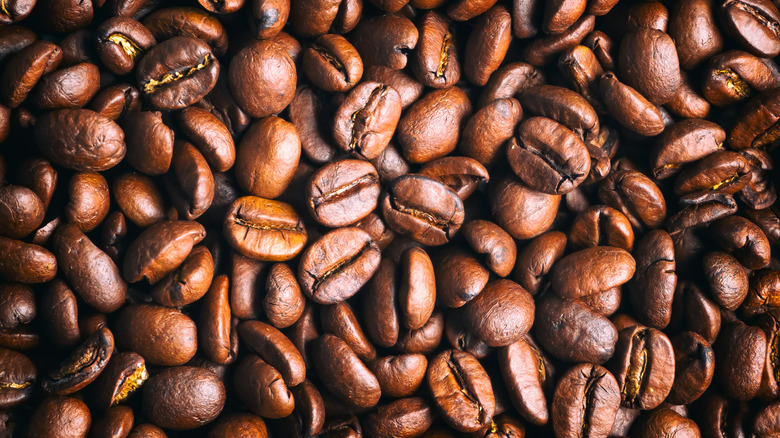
[
  {"xmin": 142, "ymin": 366, "xmax": 225, "ymax": 430},
  {"xmin": 427, "ymin": 349, "xmax": 495, "ymax": 432},
  {"xmin": 551, "ymin": 363, "xmax": 620, "ymax": 438}
]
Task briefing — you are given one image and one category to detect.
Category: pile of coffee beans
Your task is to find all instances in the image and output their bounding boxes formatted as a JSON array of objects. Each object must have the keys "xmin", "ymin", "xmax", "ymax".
[{"xmin": 4, "ymin": 0, "xmax": 780, "ymax": 436}]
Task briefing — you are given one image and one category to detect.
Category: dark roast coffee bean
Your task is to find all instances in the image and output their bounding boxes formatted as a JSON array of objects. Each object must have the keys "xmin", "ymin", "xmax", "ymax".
[
  {"xmin": 552, "ymin": 363, "xmax": 619, "ymax": 438},
  {"xmin": 115, "ymin": 304, "xmax": 197, "ymax": 366},
  {"xmin": 224, "ymin": 196, "xmax": 307, "ymax": 262},
  {"xmin": 93, "ymin": 351, "xmax": 148, "ymax": 409},
  {"xmin": 332, "ymin": 82, "xmax": 401, "ymax": 160},
  {"xmin": 36, "ymin": 109, "xmax": 126, "ymax": 172},
  {"xmin": 311, "ymin": 334, "xmax": 381, "ymax": 409},
  {"xmin": 382, "ymin": 174, "xmax": 464, "ymax": 246},
  {"xmin": 136, "ymin": 36, "xmax": 219, "ymax": 110},
  {"xmin": 306, "ymin": 159, "xmax": 380, "ymax": 227},
  {"xmin": 0, "ymin": 348, "xmax": 35, "ymax": 408},
  {"xmin": 27, "ymin": 396, "xmax": 92, "ymax": 438},
  {"xmin": 42, "ymin": 327, "xmax": 114, "ymax": 395},
  {"xmin": 298, "ymin": 227, "xmax": 380, "ymax": 304},
  {"xmin": 427, "ymin": 349, "xmax": 495, "ymax": 433},
  {"xmin": 124, "ymin": 220, "xmax": 205, "ymax": 284},
  {"xmin": 142, "ymin": 366, "xmax": 225, "ymax": 430}
]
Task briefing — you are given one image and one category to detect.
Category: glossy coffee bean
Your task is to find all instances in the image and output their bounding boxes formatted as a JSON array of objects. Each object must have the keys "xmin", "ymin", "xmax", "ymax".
[
  {"xmin": 298, "ymin": 227, "xmax": 380, "ymax": 304},
  {"xmin": 142, "ymin": 366, "xmax": 225, "ymax": 430},
  {"xmin": 551, "ymin": 363, "xmax": 620, "ymax": 438},
  {"xmin": 137, "ymin": 36, "xmax": 219, "ymax": 110},
  {"xmin": 115, "ymin": 304, "xmax": 197, "ymax": 366},
  {"xmin": 427, "ymin": 349, "xmax": 495, "ymax": 433},
  {"xmin": 382, "ymin": 174, "xmax": 464, "ymax": 246},
  {"xmin": 224, "ymin": 196, "xmax": 307, "ymax": 262}
]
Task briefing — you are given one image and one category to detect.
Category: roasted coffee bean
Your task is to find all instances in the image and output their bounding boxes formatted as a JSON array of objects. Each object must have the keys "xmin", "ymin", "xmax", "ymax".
[
  {"xmin": 166, "ymin": 140, "xmax": 215, "ymax": 220},
  {"xmin": 224, "ymin": 196, "xmax": 307, "ymax": 262},
  {"xmin": 305, "ymin": 159, "xmax": 380, "ymax": 227},
  {"xmin": 513, "ymin": 231, "xmax": 567, "ymax": 294},
  {"xmin": 618, "ymin": 28, "xmax": 681, "ymax": 105},
  {"xmin": 461, "ymin": 220, "xmax": 516, "ymax": 277},
  {"xmin": 0, "ymin": 283, "xmax": 34, "ymax": 330},
  {"xmin": 298, "ymin": 227, "xmax": 380, "ymax": 304},
  {"xmin": 32, "ymin": 62, "xmax": 100, "ymax": 110},
  {"xmin": 507, "ymin": 116, "xmax": 591, "ymax": 195},
  {"xmin": 568, "ymin": 205, "xmax": 634, "ymax": 251},
  {"xmin": 1, "ymin": 40, "xmax": 62, "ymax": 108},
  {"xmin": 208, "ymin": 413, "xmax": 267, "ymax": 438},
  {"xmin": 142, "ymin": 7, "xmax": 227, "ymax": 54},
  {"xmin": 464, "ymin": 279, "xmax": 534, "ymax": 347},
  {"xmin": 478, "ymin": 62, "xmax": 545, "ymax": 107},
  {"xmin": 651, "ymin": 119, "xmax": 725, "ymax": 180},
  {"xmin": 351, "ymin": 14, "xmax": 417, "ymax": 71},
  {"xmin": 93, "ymin": 351, "xmax": 148, "ymax": 410},
  {"xmin": 634, "ymin": 408, "xmax": 700, "ymax": 438},
  {"xmin": 364, "ymin": 397, "xmax": 434, "ymax": 438},
  {"xmin": 460, "ymin": 97, "xmax": 522, "ymax": 166},
  {"xmin": 0, "ymin": 348, "xmax": 35, "ymax": 408},
  {"xmin": 464, "ymin": 5, "xmax": 511, "ymax": 86},
  {"xmin": 536, "ymin": 292, "xmax": 617, "ymax": 364},
  {"xmin": 0, "ymin": 184, "xmax": 43, "ymax": 239},
  {"xmin": 115, "ymin": 304, "xmax": 197, "ymax": 366},
  {"xmin": 123, "ymin": 220, "xmax": 205, "ymax": 284},
  {"xmin": 519, "ymin": 85, "xmax": 599, "ymax": 142},
  {"xmin": 113, "ymin": 173, "xmax": 166, "ymax": 228},
  {"xmin": 629, "ymin": 230, "xmax": 676, "ymax": 329},
  {"xmin": 65, "ymin": 172, "xmax": 109, "ymax": 233},
  {"xmin": 142, "ymin": 366, "xmax": 225, "ymax": 430},
  {"xmin": 397, "ymin": 87, "xmax": 472, "ymax": 164},
  {"xmin": 233, "ymin": 354, "xmax": 295, "ymax": 419},
  {"xmin": 303, "ymin": 34, "xmax": 362, "ymax": 93},
  {"xmin": 368, "ymin": 354, "xmax": 427, "ymax": 399},
  {"xmin": 417, "ymin": 156, "xmax": 489, "ymax": 201},
  {"xmin": 599, "ymin": 72, "xmax": 665, "ymax": 136},
  {"xmin": 607, "ymin": 326, "xmax": 674, "ymax": 410},
  {"xmin": 27, "ymin": 396, "xmax": 91, "ymax": 438},
  {"xmin": 715, "ymin": 320, "xmax": 767, "ymax": 400},
  {"xmin": 136, "ymin": 36, "xmax": 219, "ymax": 110},
  {"xmin": 333, "ymin": 82, "xmax": 401, "ymax": 160},
  {"xmin": 121, "ymin": 111, "xmax": 174, "ymax": 175},
  {"xmin": 674, "ymin": 150, "xmax": 752, "ymax": 197},
  {"xmin": 490, "ymin": 175, "xmax": 560, "ymax": 240},
  {"xmin": 90, "ymin": 405, "xmax": 135, "ymax": 438},
  {"xmin": 720, "ymin": 0, "xmax": 780, "ymax": 57},
  {"xmin": 239, "ymin": 319, "xmax": 305, "ymax": 386},
  {"xmin": 413, "ymin": 11, "xmax": 460, "ymax": 89},
  {"xmin": 498, "ymin": 335, "xmax": 553, "ymax": 426},
  {"xmin": 36, "ymin": 109, "xmax": 126, "ymax": 172},
  {"xmin": 382, "ymin": 174, "xmax": 464, "ymax": 246},
  {"xmin": 96, "ymin": 17, "xmax": 156, "ymax": 75},
  {"xmin": 668, "ymin": 0, "xmax": 723, "ymax": 69},
  {"xmin": 666, "ymin": 73, "xmax": 712, "ymax": 119},
  {"xmin": 598, "ymin": 169, "xmax": 666, "ymax": 230},
  {"xmin": 703, "ymin": 251, "xmax": 749, "ymax": 311},
  {"xmin": 235, "ymin": 116, "xmax": 300, "ymax": 200},
  {"xmin": 552, "ymin": 363, "xmax": 619, "ymax": 438},
  {"xmin": 42, "ymin": 327, "xmax": 114, "ymax": 395},
  {"xmin": 52, "ymin": 224, "xmax": 127, "ymax": 313},
  {"xmin": 551, "ymin": 246, "xmax": 635, "ymax": 300},
  {"xmin": 524, "ymin": 14, "xmax": 595, "ymax": 66},
  {"xmin": 229, "ymin": 40, "xmax": 295, "ymax": 118},
  {"xmin": 427, "ymin": 349, "xmax": 495, "ymax": 433},
  {"xmin": 311, "ymin": 334, "xmax": 381, "ymax": 409},
  {"xmin": 667, "ymin": 331, "xmax": 714, "ymax": 405}
]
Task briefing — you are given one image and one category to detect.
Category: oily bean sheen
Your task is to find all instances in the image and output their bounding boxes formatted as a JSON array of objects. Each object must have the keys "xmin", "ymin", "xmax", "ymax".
[
  {"xmin": 136, "ymin": 36, "xmax": 219, "ymax": 110},
  {"xmin": 382, "ymin": 174, "xmax": 465, "ymax": 246},
  {"xmin": 5, "ymin": 0, "xmax": 780, "ymax": 434},
  {"xmin": 224, "ymin": 196, "xmax": 307, "ymax": 262},
  {"xmin": 427, "ymin": 349, "xmax": 495, "ymax": 433},
  {"xmin": 552, "ymin": 363, "xmax": 620, "ymax": 438},
  {"xmin": 507, "ymin": 116, "xmax": 591, "ymax": 195},
  {"xmin": 298, "ymin": 227, "xmax": 380, "ymax": 304}
]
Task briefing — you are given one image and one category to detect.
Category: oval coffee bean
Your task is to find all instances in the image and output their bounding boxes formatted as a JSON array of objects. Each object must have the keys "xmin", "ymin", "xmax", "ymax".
[
  {"xmin": 311, "ymin": 334, "xmax": 381, "ymax": 409},
  {"xmin": 464, "ymin": 279, "xmax": 534, "ymax": 347},
  {"xmin": 35, "ymin": 109, "xmax": 126, "ymax": 171},
  {"xmin": 298, "ymin": 227, "xmax": 380, "ymax": 304},
  {"xmin": 223, "ymin": 196, "xmax": 307, "ymax": 262},
  {"xmin": 427, "ymin": 349, "xmax": 495, "ymax": 433},
  {"xmin": 136, "ymin": 36, "xmax": 219, "ymax": 110},
  {"xmin": 551, "ymin": 363, "xmax": 620, "ymax": 438},
  {"xmin": 142, "ymin": 366, "xmax": 225, "ymax": 430},
  {"xmin": 382, "ymin": 174, "xmax": 465, "ymax": 246},
  {"xmin": 42, "ymin": 327, "xmax": 114, "ymax": 395},
  {"xmin": 306, "ymin": 159, "xmax": 380, "ymax": 228},
  {"xmin": 115, "ymin": 304, "xmax": 198, "ymax": 366}
]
